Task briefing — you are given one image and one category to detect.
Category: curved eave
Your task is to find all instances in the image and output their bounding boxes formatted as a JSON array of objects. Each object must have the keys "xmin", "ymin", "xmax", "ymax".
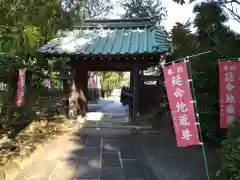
[
  {"xmin": 37, "ymin": 21, "xmax": 170, "ymax": 60},
  {"xmin": 37, "ymin": 50, "xmax": 168, "ymax": 60}
]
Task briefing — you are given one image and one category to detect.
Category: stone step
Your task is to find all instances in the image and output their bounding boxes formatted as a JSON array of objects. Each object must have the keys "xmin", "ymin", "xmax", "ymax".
[{"xmin": 81, "ymin": 124, "xmax": 152, "ymax": 130}]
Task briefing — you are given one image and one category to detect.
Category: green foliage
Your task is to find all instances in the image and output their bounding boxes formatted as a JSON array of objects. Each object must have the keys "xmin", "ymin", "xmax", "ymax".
[
  {"xmin": 119, "ymin": 0, "xmax": 167, "ymax": 20},
  {"xmin": 100, "ymin": 72, "xmax": 124, "ymax": 96},
  {"xmin": 0, "ymin": 0, "xmax": 115, "ymax": 126},
  {"xmin": 0, "ymin": 0, "xmax": 81, "ymax": 56},
  {"xmin": 0, "ymin": 0, "xmax": 81, "ymax": 83},
  {"xmin": 171, "ymin": 21, "xmax": 199, "ymax": 58},
  {"xmin": 190, "ymin": 54, "xmax": 221, "ymax": 139},
  {"xmin": 219, "ymin": 118, "xmax": 240, "ymax": 180},
  {"xmin": 191, "ymin": 2, "xmax": 240, "ymax": 140},
  {"xmin": 0, "ymin": 0, "xmax": 82, "ymax": 125},
  {"xmin": 81, "ymin": 0, "xmax": 113, "ymax": 19},
  {"xmin": 170, "ymin": 3, "xmax": 240, "ymax": 177},
  {"xmin": 173, "ymin": 0, "xmax": 240, "ymax": 26},
  {"xmin": 50, "ymin": 72, "xmax": 61, "ymax": 89},
  {"xmin": 171, "ymin": 1, "xmax": 240, "ymax": 141}
]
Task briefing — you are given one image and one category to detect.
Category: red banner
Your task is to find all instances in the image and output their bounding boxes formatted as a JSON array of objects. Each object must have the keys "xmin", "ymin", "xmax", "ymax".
[
  {"xmin": 219, "ymin": 60, "xmax": 240, "ymax": 128},
  {"xmin": 15, "ymin": 69, "xmax": 26, "ymax": 107},
  {"xmin": 163, "ymin": 62, "xmax": 200, "ymax": 147}
]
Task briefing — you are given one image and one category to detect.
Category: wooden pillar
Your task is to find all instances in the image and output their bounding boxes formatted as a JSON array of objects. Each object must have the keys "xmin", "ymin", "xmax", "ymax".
[
  {"xmin": 76, "ymin": 63, "xmax": 88, "ymax": 115},
  {"xmin": 62, "ymin": 79, "xmax": 69, "ymax": 117},
  {"xmin": 69, "ymin": 59, "xmax": 88, "ymax": 118},
  {"xmin": 69, "ymin": 62, "xmax": 77, "ymax": 118},
  {"xmin": 132, "ymin": 67, "xmax": 139, "ymax": 125},
  {"xmin": 129, "ymin": 71, "xmax": 133, "ymax": 122},
  {"xmin": 130, "ymin": 71, "xmax": 133, "ymax": 92}
]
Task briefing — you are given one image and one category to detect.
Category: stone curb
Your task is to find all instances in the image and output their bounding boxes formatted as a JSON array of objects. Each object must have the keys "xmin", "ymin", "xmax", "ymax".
[{"xmin": 81, "ymin": 125, "xmax": 152, "ymax": 129}]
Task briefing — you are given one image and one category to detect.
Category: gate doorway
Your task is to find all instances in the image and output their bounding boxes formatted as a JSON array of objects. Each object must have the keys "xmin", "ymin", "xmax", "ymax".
[{"xmin": 37, "ymin": 17, "xmax": 170, "ymax": 125}]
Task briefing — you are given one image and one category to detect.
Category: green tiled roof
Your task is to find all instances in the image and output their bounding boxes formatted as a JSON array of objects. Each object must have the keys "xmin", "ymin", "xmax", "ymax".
[{"xmin": 38, "ymin": 18, "xmax": 169, "ymax": 56}]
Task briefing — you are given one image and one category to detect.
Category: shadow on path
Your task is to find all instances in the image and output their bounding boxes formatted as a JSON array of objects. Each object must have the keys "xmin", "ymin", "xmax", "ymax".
[
  {"xmin": 135, "ymin": 129, "xmax": 220, "ymax": 180},
  {"xmin": 13, "ymin": 123, "xmax": 219, "ymax": 180},
  {"xmin": 65, "ymin": 126, "xmax": 154, "ymax": 180},
  {"xmin": 13, "ymin": 97, "xmax": 219, "ymax": 180}
]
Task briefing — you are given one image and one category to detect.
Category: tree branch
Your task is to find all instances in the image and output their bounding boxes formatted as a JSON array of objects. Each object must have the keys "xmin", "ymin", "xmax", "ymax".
[
  {"xmin": 205, "ymin": 0, "xmax": 240, "ymax": 24},
  {"xmin": 224, "ymin": 0, "xmax": 240, "ymax": 6},
  {"xmin": 222, "ymin": 4, "xmax": 240, "ymax": 23}
]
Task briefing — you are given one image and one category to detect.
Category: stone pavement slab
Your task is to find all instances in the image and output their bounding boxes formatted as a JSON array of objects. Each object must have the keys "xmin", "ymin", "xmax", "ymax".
[
  {"xmin": 123, "ymin": 160, "xmax": 149, "ymax": 180},
  {"xmin": 86, "ymin": 138, "xmax": 101, "ymax": 147},
  {"xmin": 100, "ymin": 168, "xmax": 125, "ymax": 180},
  {"xmin": 74, "ymin": 159, "xmax": 100, "ymax": 179},
  {"xmin": 102, "ymin": 153, "xmax": 121, "ymax": 168},
  {"xmin": 79, "ymin": 148, "xmax": 101, "ymax": 160},
  {"xmin": 102, "ymin": 142, "xmax": 118, "ymax": 153},
  {"xmin": 102, "ymin": 137, "xmax": 133, "ymax": 148},
  {"xmin": 120, "ymin": 148, "xmax": 139, "ymax": 160}
]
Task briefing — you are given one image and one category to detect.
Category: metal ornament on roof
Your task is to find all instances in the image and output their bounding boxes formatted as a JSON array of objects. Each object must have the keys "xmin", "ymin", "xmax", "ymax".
[{"xmin": 143, "ymin": 66, "xmax": 160, "ymax": 76}]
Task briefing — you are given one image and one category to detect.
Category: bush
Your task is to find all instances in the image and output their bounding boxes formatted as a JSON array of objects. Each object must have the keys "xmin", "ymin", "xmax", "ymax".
[
  {"xmin": 191, "ymin": 56, "xmax": 221, "ymax": 142},
  {"xmin": 219, "ymin": 118, "xmax": 240, "ymax": 180}
]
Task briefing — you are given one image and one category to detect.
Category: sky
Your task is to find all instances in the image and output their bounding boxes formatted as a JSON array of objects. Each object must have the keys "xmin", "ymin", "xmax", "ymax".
[{"xmin": 108, "ymin": 0, "xmax": 240, "ymax": 33}]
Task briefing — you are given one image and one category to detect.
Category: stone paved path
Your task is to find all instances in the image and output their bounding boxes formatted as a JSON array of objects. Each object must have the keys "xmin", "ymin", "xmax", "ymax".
[
  {"xmin": 12, "ymin": 97, "xmax": 219, "ymax": 180},
  {"xmin": 75, "ymin": 134, "xmax": 150, "ymax": 180},
  {"xmin": 13, "ymin": 98, "xmax": 154, "ymax": 180},
  {"xmin": 14, "ymin": 126, "xmax": 154, "ymax": 180}
]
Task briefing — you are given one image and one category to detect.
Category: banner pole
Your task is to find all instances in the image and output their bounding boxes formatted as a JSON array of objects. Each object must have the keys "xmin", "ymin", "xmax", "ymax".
[
  {"xmin": 185, "ymin": 57, "xmax": 211, "ymax": 180},
  {"xmin": 218, "ymin": 58, "xmax": 240, "ymax": 62}
]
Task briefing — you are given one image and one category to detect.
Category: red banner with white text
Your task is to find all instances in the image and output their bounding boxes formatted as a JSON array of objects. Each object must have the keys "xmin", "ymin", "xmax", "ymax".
[
  {"xmin": 163, "ymin": 62, "xmax": 200, "ymax": 147},
  {"xmin": 15, "ymin": 69, "xmax": 26, "ymax": 107},
  {"xmin": 219, "ymin": 60, "xmax": 240, "ymax": 128}
]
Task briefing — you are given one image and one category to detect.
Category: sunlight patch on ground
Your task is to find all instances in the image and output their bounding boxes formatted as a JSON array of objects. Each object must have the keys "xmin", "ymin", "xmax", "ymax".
[
  {"xmin": 85, "ymin": 112, "xmax": 104, "ymax": 121},
  {"xmin": 88, "ymin": 159, "xmax": 101, "ymax": 168}
]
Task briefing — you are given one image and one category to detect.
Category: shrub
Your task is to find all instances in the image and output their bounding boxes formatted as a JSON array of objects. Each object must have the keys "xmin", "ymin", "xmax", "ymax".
[{"xmin": 219, "ymin": 117, "xmax": 240, "ymax": 180}]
